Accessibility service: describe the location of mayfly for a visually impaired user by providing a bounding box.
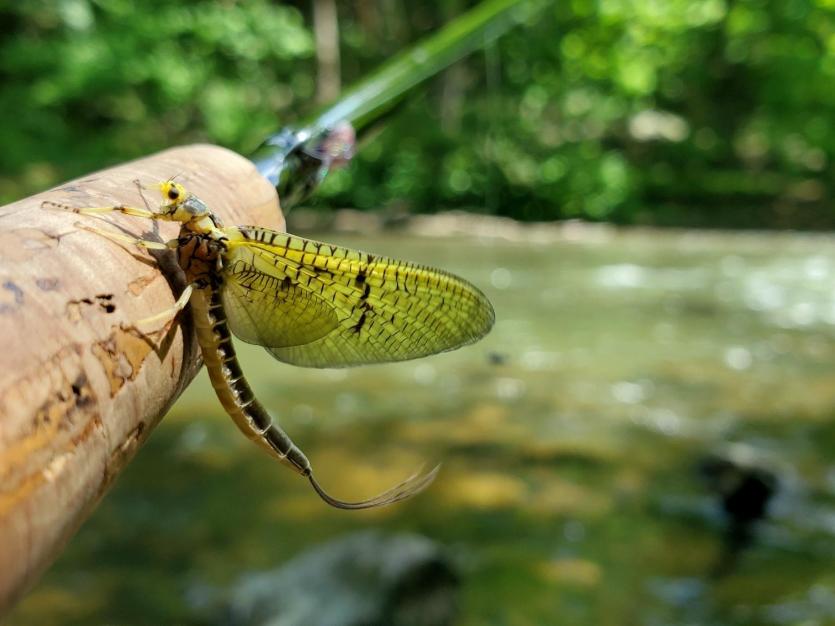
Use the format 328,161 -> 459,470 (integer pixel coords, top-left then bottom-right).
45,181 -> 494,509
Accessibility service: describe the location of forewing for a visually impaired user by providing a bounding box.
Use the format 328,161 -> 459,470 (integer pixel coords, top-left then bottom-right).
220,227 -> 495,368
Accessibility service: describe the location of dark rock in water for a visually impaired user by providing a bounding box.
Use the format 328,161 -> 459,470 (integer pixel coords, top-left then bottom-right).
698,451 -> 777,525
697,445 -> 779,576
487,351 -> 509,366
213,531 -> 458,626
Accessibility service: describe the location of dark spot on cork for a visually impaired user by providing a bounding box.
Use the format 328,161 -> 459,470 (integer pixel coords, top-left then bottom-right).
70,373 -> 94,408
37,278 -> 60,291
96,294 -> 116,313
0,280 -> 24,313
96,293 -> 116,313
66,293 -> 116,320
4,281 -> 23,302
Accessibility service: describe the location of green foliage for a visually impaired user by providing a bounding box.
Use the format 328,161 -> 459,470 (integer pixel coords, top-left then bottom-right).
319,0 -> 835,227
2,0 -> 835,227
0,0 -> 314,199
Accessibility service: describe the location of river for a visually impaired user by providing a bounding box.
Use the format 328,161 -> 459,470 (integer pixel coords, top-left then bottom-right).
9,219 -> 835,625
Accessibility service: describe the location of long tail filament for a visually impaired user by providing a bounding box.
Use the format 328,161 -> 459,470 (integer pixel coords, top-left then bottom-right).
307,464 -> 440,510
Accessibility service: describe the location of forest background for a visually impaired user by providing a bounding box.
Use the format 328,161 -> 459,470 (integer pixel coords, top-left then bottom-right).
2,0 -> 833,229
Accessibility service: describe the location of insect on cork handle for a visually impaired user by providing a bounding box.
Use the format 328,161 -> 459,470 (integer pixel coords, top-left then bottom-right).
0,144 -> 282,614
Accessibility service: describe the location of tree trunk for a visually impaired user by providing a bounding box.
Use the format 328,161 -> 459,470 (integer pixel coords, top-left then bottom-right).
0,144 -> 284,614
314,0 -> 342,103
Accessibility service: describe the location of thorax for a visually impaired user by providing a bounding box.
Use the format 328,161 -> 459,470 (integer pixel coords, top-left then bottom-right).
176,221 -> 227,287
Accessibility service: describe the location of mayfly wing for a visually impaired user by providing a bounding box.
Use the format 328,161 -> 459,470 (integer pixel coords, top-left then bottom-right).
218,227 -> 495,368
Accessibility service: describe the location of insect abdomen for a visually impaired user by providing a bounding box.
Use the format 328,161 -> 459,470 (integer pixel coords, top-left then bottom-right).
190,283 -> 311,475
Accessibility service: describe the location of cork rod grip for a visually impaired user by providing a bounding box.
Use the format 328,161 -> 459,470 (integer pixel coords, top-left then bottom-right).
0,144 -> 284,613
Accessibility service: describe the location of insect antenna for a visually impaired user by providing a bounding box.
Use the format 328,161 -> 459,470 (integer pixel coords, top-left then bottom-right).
307,464 -> 440,510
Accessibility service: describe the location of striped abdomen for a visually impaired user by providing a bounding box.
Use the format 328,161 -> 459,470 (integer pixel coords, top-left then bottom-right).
189,281 -> 311,475
188,272 -> 440,510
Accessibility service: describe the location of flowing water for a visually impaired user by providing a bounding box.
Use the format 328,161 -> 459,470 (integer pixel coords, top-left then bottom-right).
9,220 -> 835,625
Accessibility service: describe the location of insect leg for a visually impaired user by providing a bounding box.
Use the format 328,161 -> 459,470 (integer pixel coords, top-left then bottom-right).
120,284 -> 194,344
41,200 -> 163,221
132,283 -> 194,330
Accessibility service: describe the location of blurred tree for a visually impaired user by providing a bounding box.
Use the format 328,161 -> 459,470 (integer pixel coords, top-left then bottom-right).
313,0 -> 341,103
0,0 -> 314,199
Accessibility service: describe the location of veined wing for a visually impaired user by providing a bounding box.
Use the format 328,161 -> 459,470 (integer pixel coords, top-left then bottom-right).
219,226 -> 495,368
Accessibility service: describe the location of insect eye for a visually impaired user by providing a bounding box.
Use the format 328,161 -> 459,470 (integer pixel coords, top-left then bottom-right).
167,187 -> 180,200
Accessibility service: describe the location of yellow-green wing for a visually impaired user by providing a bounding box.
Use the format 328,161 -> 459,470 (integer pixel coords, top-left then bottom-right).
219,226 -> 495,368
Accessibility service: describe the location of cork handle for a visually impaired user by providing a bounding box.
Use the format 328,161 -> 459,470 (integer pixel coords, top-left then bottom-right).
0,144 -> 284,613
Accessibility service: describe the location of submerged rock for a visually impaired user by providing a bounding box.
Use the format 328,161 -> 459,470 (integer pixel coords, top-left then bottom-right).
697,443 -> 779,575
698,444 -> 778,528
209,531 -> 459,626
